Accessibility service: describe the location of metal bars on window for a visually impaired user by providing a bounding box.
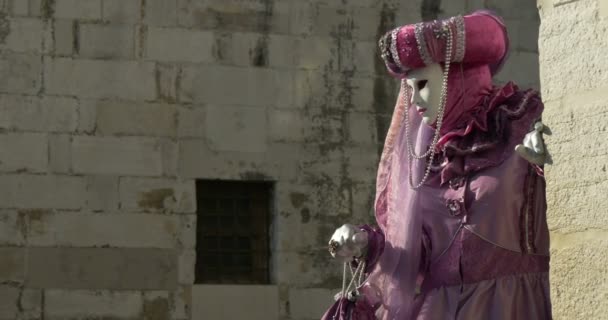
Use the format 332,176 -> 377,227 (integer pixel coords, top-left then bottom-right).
195,180 -> 272,284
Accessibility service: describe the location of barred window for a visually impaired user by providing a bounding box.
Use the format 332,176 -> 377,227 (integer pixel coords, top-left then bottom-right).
195,180 -> 273,284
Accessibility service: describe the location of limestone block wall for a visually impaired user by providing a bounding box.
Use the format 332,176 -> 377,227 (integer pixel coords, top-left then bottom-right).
538,0 -> 608,318
0,0 -> 541,319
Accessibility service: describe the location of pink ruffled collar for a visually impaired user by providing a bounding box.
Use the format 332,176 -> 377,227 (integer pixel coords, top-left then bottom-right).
428,82 -> 543,186
437,82 -> 518,150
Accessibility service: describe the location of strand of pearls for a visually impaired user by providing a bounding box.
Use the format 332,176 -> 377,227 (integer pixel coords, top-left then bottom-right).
404,23 -> 454,189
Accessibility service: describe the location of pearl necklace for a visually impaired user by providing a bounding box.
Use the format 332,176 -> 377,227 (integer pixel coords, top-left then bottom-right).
404,23 -> 454,189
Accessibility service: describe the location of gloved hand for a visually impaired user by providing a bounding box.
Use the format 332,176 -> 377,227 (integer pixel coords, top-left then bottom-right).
515,121 -> 553,165
328,224 -> 369,264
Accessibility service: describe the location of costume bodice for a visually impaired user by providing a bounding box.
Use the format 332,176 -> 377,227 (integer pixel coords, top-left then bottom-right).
419,149 -> 549,263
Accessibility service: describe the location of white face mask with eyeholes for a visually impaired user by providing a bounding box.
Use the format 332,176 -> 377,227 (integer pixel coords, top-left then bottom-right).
405,63 -> 444,125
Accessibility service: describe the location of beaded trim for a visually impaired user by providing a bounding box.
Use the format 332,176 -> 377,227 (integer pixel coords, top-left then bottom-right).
414,23 -> 433,65
390,27 -> 405,71
452,15 -> 466,62
520,165 -> 538,254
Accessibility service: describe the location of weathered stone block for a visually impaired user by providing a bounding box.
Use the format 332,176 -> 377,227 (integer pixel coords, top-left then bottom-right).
0,133 -> 47,173
27,248 -> 177,289
95,101 -> 177,137
28,0 -> 43,17
348,112 -> 377,145
0,174 -> 85,209
160,138 -> 178,177
354,40 -> 377,75
52,19 -> 74,56
546,169 -> 608,233
176,0 -> 290,34
275,209 -> 323,252
231,32 -> 295,68
517,20 -> 540,52
276,251 -> 340,287
178,250 -> 195,285
484,0 -> 540,20
0,18 -> 43,53
289,288 -> 335,319
0,286 -> 41,319
206,105 -> 268,152
345,145 -> 380,183
145,0 -> 178,26
550,237 -> 608,320
79,24 -> 135,58
192,285 -> 279,320
0,95 -> 78,132
85,175 -> 119,211
76,99 -> 97,134
0,210 -> 25,245
291,4 -> 379,40
438,0 -> 467,18
146,27 -> 213,62
0,286 -> 20,319
539,0 -> 606,102
494,51 -> 539,89
0,248 -> 24,282
269,109 -> 305,142
118,177 -> 196,213
179,65 -> 293,107
143,291 -> 170,320
102,0 -> 140,23
44,58 -> 156,100
293,36 -> 333,70
49,134 -> 71,173
10,0 -> 29,15
156,63 -> 179,102
177,214 -> 196,249
601,0 -> 608,17
170,286 -> 191,320
266,34 -> 297,68
177,106 -> 205,138
178,140 -> 297,181
72,136 -> 163,176
25,212 -> 181,248
41,96 -> 79,132
0,53 -> 41,94
293,70 -> 375,111
44,289 -> 143,318
54,0 -> 102,19
543,95 -> 608,232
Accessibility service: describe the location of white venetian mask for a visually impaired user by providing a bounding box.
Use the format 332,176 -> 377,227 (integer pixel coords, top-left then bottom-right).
405,63 -> 444,125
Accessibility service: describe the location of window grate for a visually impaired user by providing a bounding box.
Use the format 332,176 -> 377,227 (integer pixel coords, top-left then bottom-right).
195,180 -> 272,284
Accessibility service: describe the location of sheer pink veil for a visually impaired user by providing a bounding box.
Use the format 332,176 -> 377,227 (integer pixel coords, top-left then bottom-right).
364,86 -> 434,319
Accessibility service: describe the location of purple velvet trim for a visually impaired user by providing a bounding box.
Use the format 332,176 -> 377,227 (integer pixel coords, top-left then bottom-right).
421,228 -> 550,292
355,225 -> 385,274
520,165 -> 539,253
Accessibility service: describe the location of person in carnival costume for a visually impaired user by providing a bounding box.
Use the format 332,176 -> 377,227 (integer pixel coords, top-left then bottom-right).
322,10 -> 552,320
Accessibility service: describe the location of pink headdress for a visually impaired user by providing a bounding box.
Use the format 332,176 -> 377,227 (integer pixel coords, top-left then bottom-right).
379,11 -> 508,77
380,11 -> 509,141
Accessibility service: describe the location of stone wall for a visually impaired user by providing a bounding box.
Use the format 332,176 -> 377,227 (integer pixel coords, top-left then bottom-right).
538,0 -> 608,319
0,0 -> 541,319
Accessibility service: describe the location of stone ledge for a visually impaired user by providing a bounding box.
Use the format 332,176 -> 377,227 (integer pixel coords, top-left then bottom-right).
26,247 -> 177,290
192,285 -> 279,320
